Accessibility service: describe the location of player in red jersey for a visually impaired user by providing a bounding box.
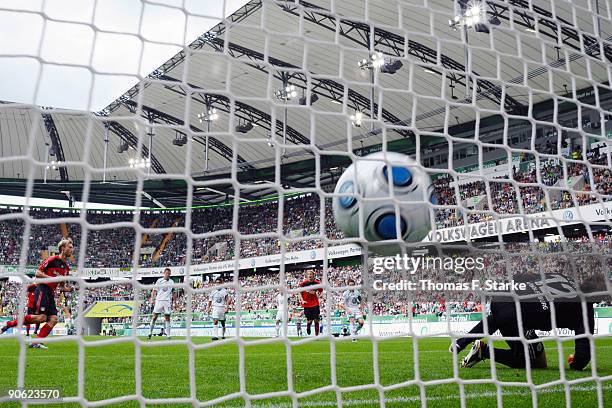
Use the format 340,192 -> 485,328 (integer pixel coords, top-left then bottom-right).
298,270 -> 323,336
1,238 -> 74,349
25,284 -> 39,336
1,284 -> 39,336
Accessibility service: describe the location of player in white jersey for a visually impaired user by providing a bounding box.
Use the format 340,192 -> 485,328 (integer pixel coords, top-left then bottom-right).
207,278 -> 231,341
148,268 -> 175,340
275,291 -> 291,337
341,278 -> 365,341
293,311 -> 303,337
61,294 -> 74,335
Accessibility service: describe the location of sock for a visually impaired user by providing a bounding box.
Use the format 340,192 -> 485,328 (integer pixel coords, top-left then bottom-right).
482,344 -> 490,359
221,321 -> 226,338
213,323 -> 218,338
276,322 -> 280,336
165,320 -> 170,337
26,324 -> 30,336
490,347 -> 527,368
456,317 -> 498,352
306,321 -> 312,335
356,322 -> 364,333
37,323 -> 52,339
149,319 -> 155,336
349,322 -> 355,336
314,322 -> 320,336
6,315 -> 35,329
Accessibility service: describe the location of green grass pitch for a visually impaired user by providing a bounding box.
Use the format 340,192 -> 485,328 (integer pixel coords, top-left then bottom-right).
0,336 -> 610,407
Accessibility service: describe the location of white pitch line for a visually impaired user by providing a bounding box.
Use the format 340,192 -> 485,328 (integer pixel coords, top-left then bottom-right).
232,383 -> 611,408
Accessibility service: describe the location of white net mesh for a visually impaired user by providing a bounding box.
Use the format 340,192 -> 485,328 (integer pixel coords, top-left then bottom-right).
0,0 -> 611,406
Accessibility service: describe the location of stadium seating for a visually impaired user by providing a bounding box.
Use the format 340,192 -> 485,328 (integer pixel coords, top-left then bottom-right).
1,235 -> 609,324
0,154 -> 609,271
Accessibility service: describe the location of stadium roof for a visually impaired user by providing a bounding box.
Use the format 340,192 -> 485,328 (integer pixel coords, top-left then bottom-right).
0,0 -> 610,207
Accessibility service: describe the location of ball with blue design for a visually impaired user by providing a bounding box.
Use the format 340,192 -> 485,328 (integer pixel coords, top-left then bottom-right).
332,152 -> 435,245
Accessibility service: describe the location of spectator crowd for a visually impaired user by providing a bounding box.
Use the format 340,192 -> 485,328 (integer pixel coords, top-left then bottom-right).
2,235 -> 609,325
0,149 -> 610,270
0,147 -> 610,324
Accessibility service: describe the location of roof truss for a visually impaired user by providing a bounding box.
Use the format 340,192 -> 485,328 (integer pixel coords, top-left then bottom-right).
41,112 -> 69,181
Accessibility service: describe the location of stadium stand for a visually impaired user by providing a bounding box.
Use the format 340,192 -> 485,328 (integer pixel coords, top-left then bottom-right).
0,153 -> 610,269
2,234 -> 609,324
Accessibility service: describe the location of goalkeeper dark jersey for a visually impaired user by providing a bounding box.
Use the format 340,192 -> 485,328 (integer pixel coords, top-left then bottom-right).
491,273 -> 595,370
464,273 -> 596,370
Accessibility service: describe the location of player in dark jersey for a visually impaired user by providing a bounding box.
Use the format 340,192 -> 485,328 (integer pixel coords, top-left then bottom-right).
0,284 -> 39,336
1,238 -> 74,349
25,284 -> 39,336
298,270 -> 323,336
450,273 -> 603,371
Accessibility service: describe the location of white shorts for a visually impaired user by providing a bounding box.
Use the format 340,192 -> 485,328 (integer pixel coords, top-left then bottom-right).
347,308 -> 363,320
276,309 -> 287,322
153,300 -> 172,315
211,306 -> 226,321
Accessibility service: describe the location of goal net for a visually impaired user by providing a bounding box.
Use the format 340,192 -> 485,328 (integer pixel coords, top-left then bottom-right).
0,0 -> 611,407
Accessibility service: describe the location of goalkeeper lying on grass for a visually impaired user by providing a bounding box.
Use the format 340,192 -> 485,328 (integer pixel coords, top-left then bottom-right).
450,273 -> 607,371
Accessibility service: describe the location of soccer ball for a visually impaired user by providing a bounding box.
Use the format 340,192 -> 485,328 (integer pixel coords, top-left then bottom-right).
332,151 -> 434,244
